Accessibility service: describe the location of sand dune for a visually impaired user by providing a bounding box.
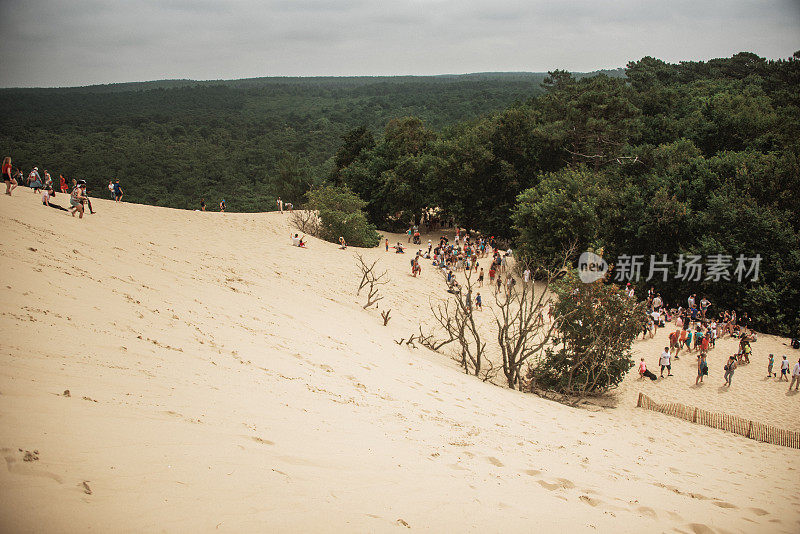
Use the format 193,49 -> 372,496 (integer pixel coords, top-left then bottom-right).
1,192 -> 798,533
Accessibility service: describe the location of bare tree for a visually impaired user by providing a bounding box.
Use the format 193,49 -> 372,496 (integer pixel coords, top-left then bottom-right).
428,267 -> 494,380
355,254 -> 388,309
290,209 -> 320,236
381,309 -> 391,326
492,251 -> 572,390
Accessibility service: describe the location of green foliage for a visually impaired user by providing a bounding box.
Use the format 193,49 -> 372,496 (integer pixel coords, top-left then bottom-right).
511,167 -> 606,266
530,270 -> 645,397
0,75 -> 544,212
305,185 -> 381,248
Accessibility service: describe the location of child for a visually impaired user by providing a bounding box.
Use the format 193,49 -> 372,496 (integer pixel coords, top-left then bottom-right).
475,292 -> 482,310
639,358 -> 657,381
767,354 -> 776,378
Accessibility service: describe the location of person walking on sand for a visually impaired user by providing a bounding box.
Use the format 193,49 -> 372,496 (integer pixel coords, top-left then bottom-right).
780,355 -> 790,381
385,238 -> 389,252
113,180 -> 123,202
475,292 -> 482,310
3,157 -> 18,195
277,197 -> 283,213
477,267 -> 484,287
69,181 -> 86,218
723,355 -> 737,386
659,347 -> 672,377
108,180 -> 115,199
696,353 -> 708,385
669,329 -> 680,359
200,198 -> 206,211
639,358 -> 657,380
767,354 -> 776,378
219,199 -> 226,212
59,174 -> 67,193
790,359 -> 800,391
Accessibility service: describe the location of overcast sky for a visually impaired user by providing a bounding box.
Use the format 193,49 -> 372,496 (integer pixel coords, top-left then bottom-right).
0,0 -> 797,87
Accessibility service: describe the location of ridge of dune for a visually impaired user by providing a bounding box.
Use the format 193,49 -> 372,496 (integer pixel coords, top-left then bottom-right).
0,193 -> 798,533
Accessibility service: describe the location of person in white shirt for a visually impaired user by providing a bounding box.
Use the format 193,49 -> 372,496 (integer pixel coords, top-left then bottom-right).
652,295 -> 662,310
659,347 -> 672,377
780,355 -> 790,381
290,233 -> 305,247
523,268 -> 531,285
790,359 -> 800,391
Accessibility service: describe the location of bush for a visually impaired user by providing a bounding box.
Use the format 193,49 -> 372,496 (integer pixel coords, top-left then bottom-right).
304,185 -> 381,248
529,269 -> 645,399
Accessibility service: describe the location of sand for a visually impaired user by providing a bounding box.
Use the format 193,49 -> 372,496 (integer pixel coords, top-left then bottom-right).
0,191 -> 798,533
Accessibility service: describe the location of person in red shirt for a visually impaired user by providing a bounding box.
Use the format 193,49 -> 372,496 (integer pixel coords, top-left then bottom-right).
59,174 -> 67,193
669,329 -> 681,359
2,156 -> 18,196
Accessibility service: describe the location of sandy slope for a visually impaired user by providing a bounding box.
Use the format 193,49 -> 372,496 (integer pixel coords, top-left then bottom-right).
0,192 -> 798,533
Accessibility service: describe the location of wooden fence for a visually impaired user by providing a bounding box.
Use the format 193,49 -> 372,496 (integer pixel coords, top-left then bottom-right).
636,392 -> 800,449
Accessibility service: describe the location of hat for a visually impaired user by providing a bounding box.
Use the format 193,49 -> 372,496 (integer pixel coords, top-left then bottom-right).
33,167 -> 38,170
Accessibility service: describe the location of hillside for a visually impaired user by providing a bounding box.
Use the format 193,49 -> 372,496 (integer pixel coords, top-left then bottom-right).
0,192 -> 798,532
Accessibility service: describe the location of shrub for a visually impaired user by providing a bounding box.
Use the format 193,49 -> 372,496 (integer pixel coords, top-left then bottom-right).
529,269 -> 645,400
304,185 -> 381,248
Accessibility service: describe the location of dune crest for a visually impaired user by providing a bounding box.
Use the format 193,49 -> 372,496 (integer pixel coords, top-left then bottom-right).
1,194 -> 798,532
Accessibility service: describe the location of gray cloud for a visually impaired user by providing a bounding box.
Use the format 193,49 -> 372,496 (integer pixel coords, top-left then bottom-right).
0,0 -> 797,87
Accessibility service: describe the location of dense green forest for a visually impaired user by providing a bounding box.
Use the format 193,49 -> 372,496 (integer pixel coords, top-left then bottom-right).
2,53 -> 799,334
0,70 -> 620,211
332,52 -> 800,336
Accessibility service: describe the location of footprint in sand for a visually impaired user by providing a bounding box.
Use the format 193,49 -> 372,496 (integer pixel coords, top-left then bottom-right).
524,469 -> 542,476
4,454 -> 62,483
536,478 -> 575,491
748,507 -> 769,516
686,523 -> 715,534
637,506 -> 657,519
711,500 -> 737,509
579,495 -> 601,507
486,457 -> 504,467
250,436 -> 275,445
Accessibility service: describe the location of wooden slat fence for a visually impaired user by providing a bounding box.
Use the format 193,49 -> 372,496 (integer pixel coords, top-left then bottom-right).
636,392 -> 799,449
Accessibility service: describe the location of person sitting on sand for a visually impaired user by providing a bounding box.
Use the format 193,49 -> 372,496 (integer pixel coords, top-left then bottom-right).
41,187 -> 53,207
339,237 -> 347,249
395,242 -> 405,254
291,233 -> 306,247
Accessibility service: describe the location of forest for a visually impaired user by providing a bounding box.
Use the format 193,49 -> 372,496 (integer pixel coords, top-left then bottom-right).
332,51 -> 800,336
1,72 -> 621,211
1,52 -> 798,335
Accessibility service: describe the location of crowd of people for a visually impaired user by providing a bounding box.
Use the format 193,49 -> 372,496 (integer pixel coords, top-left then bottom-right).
2,155 -> 126,219
397,226 -> 521,299
388,223 -> 800,391
635,288 -> 800,390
